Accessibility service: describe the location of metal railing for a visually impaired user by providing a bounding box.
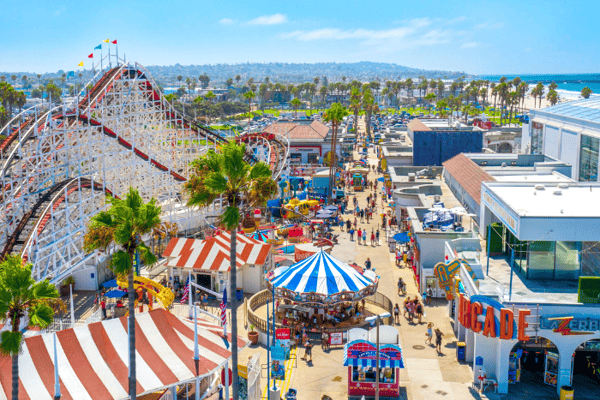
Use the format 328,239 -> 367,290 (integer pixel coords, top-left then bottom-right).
247,289 -> 394,335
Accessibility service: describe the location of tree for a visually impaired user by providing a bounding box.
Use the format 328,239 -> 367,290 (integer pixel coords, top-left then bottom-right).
45,83 -> 62,104
199,73 -> 210,89
319,85 -> 328,105
436,99 -> 448,117
323,103 -> 348,204
235,75 -> 241,85
291,98 -> 302,117
84,188 -> 163,399
547,89 -> 559,106
0,254 -> 59,400
243,90 -> 255,125
349,87 -> 362,130
361,87 -> 375,136
581,86 -> 593,99
184,141 -> 277,400
226,78 -> 234,87
424,93 -> 436,114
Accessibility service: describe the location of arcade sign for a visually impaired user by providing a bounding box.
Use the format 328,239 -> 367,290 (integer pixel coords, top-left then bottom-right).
458,294 -> 530,341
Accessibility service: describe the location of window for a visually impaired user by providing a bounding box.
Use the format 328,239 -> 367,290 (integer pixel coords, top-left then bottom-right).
351,367 -> 396,384
531,122 -> 544,154
290,153 -> 302,164
579,134 -> 599,182
307,153 -> 319,164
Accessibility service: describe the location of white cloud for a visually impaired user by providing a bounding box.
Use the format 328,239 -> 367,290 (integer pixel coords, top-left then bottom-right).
282,26 -> 415,41
461,42 -> 479,48
219,18 -> 235,25
447,16 -> 467,24
247,14 -> 288,26
475,21 -> 503,29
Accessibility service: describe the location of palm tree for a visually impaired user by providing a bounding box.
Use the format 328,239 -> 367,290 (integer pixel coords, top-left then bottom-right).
184,141 -> 277,400
83,187 -> 162,399
424,93 -> 436,114
0,254 -> 59,400
323,103 -> 348,204
547,89 -> 559,106
243,90 -> 255,126
581,86 -> 593,99
291,98 -> 302,117
436,99 -> 448,117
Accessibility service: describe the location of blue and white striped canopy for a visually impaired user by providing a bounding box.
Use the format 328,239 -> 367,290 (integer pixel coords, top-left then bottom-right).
271,250 -> 373,295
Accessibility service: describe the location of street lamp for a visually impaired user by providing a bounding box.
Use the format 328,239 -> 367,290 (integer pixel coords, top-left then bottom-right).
365,312 -> 391,400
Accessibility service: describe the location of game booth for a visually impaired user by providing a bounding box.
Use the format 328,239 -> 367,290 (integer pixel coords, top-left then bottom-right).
344,326 -> 404,398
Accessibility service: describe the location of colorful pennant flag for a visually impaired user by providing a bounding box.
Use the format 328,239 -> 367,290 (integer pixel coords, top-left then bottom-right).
78,62 -> 84,67
103,39 -> 110,43
94,44 -> 101,50
112,39 -> 117,44
88,53 -> 93,58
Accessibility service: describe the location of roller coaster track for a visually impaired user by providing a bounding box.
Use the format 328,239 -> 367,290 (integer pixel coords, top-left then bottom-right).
0,177 -> 112,260
0,61 -> 289,283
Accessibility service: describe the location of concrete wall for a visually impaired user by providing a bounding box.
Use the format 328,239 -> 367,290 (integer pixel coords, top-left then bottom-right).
70,266 -> 99,291
443,168 -> 481,223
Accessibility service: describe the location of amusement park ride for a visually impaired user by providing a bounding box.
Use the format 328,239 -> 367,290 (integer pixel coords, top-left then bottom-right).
0,55 -> 289,284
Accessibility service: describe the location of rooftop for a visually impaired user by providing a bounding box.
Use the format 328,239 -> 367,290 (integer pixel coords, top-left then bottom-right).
484,181 -> 600,218
407,119 -> 432,132
264,120 -> 330,140
443,154 -> 496,205
533,97 -> 600,123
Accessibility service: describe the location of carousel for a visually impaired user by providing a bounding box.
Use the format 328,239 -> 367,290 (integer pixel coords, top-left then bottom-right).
268,250 -> 379,329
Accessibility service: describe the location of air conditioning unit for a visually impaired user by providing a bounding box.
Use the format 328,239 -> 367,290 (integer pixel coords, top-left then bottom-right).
408,173 -> 416,182
480,161 -> 488,166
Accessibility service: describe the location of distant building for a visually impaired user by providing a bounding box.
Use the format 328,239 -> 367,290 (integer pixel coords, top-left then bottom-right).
530,98 -> 600,182
407,119 -> 483,166
264,119 -> 333,164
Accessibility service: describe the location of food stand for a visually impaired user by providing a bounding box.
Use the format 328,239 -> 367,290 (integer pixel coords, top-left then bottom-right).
344,326 -> 404,398
353,173 -> 365,191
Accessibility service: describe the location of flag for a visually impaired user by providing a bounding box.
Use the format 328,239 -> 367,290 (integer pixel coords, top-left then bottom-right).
220,289 -> 227,326
88,53 -> 93,58
77,62 -> 84,67
104,39 -> 110,43
94,44 -> 101,50
112,39 -> 117,44
180,276 -> 190,303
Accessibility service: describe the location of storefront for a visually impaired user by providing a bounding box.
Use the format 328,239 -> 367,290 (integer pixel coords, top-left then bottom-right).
455,292 -> 600,396
290,146 -> 321,164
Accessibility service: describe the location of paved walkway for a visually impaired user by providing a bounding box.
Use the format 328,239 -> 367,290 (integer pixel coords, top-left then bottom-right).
236,116 -> 492,400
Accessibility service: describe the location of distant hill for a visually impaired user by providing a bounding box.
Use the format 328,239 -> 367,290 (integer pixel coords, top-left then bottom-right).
145,61 -> 467,85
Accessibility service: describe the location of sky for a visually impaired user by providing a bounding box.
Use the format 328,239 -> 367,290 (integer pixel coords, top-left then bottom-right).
0,0 -> 598,75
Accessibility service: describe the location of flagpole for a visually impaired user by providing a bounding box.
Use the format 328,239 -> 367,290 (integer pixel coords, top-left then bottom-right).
100,47 -> 103,71
116,44 -> 119,65
54,333 -> 61,399
108,45 -> 112,69
193,305 -> 199,361
69,284 -> 75,327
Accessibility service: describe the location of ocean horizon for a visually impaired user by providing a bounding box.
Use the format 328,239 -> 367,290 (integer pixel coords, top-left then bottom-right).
479,73 -> 600,94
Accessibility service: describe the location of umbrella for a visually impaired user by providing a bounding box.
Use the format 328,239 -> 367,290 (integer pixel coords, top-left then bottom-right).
392,232 -> 411,243
323,205 -> 338,211
428,207 -> 449,212
102,279 -> 118,288
377,177 -> 385,182
104,289 -> 126,298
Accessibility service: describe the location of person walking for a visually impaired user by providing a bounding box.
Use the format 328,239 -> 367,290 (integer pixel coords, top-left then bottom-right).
407,300 -> 414,323
370,231 -> 375,246
349,228 -> 355,241
100,298 -> 107,319
301,338 -> 313,362
435,328 -> 444,353
375,230 -> 380,245
426,286 -> 433,305
426,323 -> 434,345
362,229 -> 367,245
321,330 -> 330,351
394,303 -> 400,324
397,278 -> 404,296
353,217 -> 358,229
357,228 -> 362,245
365,257 -> 372,270
415,300 -> 423,324
403,296 -> 411,318
360,208 -> 364,222
346,219 -> 352,231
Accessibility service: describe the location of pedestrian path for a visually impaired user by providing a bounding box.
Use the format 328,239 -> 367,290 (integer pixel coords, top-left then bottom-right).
261,346 -> 297,399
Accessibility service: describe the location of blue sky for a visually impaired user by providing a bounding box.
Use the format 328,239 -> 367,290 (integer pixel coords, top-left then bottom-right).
0,0 -> 598,75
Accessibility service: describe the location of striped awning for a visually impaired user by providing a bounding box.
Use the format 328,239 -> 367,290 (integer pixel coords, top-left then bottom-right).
163,231 -> 271,272
271,250 -> 373,295
343,340 -> 404,369
0,309 -> 247,400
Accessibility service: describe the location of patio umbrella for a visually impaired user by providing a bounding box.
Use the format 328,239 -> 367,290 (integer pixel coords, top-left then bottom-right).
392,232 -> 411,243
323,205 -> 338,211
377,177 -> 385,182
102,279 -> 118,288
104,289 -> 126,298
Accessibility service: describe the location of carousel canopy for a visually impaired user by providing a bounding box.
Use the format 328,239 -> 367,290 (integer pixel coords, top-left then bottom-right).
247,230 -> 269,243
271,250 -> 373,295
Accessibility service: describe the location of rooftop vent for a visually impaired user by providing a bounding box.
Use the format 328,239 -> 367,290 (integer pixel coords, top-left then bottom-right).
553,190 -> 562,195
511,160 -> 517,166
557,183 -> 569,189
534,184 -> 545,191
408,173 -> 416,182
480,161 -> 488,166
501,162 -> 507,168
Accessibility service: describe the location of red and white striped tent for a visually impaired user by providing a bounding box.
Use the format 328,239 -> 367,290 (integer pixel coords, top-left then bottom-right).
163,231 -> 271,272
0,309 -> 247,400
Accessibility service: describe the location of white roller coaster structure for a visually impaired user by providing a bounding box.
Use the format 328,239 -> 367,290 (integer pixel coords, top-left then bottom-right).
0,58 -> 289,284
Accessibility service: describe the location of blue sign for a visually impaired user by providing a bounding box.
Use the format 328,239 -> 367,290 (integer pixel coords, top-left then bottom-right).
476,356 -> 483,366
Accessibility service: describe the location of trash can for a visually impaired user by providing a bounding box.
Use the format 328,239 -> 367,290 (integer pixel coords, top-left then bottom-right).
559,386 -> 574,400
236,288 -> 243,302
456,342 -> 466,361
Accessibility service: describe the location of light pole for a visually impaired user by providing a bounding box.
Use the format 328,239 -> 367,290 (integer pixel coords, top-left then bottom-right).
365,312 -> 391,400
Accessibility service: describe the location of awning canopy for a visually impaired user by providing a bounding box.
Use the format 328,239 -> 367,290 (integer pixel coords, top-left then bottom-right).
163,231 -> 271,272
343,340 -> 404,368
0,309 -> 247,400
271,250 -> 373,295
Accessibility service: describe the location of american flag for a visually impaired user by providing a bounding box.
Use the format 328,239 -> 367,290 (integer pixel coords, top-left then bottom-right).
220,289 -> 227,326
181,276 -> 190,303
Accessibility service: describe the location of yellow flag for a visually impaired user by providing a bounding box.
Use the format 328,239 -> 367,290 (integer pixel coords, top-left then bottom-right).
78,61 -> 84,67
104,39 -> 110,43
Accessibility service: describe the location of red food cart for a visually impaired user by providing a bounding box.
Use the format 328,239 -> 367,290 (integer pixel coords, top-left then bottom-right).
344,339 -> 404,398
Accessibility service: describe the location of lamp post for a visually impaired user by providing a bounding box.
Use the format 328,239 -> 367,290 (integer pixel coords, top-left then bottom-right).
365,312 -> 391,400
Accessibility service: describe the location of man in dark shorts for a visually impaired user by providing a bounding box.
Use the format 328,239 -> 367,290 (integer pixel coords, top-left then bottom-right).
301,338 -> 313,362
435,328 -> 444,353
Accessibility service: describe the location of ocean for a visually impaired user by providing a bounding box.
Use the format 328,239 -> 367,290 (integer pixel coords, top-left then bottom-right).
479,74 -> 600,95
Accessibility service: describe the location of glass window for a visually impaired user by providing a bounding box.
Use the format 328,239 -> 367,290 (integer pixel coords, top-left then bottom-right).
555,241 -> 581,280
290,153 -> 302,164
307,153 -> 319,164
531,122 -> 544,155
579,135 -> 599,182
527,241 -> 555,279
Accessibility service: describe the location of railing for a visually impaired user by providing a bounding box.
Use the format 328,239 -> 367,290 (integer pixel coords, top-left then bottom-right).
247,289 -> 394,335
